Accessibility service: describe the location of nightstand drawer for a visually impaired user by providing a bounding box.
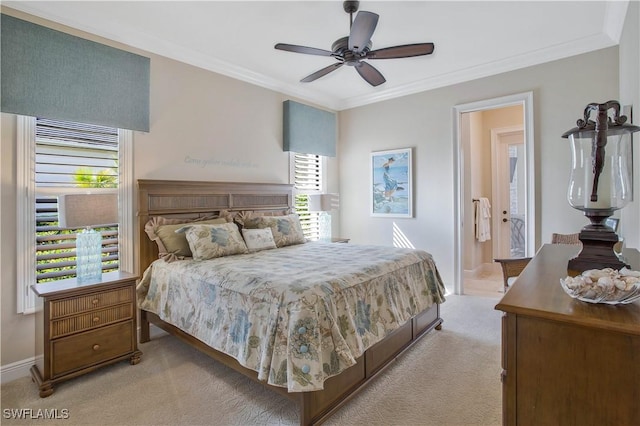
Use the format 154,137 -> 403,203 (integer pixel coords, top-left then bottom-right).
51,321 -> 133,377
50,286 -> 133,319
50,304 -> 133,338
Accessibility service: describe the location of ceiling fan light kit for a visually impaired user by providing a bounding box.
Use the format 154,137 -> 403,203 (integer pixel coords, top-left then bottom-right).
274,1 -> 435,87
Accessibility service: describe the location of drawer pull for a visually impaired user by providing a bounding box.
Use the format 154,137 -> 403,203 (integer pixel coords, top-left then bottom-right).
92,316 -> 100,323
92,344 -> 100,351
92,299 -> 99,305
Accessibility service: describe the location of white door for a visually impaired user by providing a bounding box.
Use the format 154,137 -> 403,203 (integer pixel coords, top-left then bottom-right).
492,127 -> 525,259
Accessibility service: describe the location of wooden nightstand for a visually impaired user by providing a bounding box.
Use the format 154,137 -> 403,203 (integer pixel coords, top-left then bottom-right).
31,271 -> 142,397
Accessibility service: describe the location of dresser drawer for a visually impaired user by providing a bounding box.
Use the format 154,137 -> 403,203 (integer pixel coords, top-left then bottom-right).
50,286 -> 133,319
50,304 -> 133,338
51,321 -> 133,377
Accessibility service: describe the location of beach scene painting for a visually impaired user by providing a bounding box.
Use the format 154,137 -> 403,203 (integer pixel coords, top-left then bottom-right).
370,148 -> 413,217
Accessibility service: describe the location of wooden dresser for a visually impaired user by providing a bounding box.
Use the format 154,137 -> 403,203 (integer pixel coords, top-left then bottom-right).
31,271 -> 142,397
495,244 -> 640,426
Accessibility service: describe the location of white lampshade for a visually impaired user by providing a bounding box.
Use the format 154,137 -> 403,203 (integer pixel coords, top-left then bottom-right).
307,193 -> 339,241
307,193 -> 339,212
58,193 -> 118,228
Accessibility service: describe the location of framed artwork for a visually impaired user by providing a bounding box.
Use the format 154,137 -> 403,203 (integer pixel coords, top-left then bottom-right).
370,148 -> 413,217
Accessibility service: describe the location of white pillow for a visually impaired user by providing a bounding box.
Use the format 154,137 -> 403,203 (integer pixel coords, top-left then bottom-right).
241,228 -> 277,252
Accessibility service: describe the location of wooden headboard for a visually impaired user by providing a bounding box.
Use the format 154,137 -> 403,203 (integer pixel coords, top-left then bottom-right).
137,179 -> 294,274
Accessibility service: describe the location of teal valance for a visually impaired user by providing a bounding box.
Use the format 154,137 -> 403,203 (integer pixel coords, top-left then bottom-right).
1,14 -> 150,132
283,100 -> 336,157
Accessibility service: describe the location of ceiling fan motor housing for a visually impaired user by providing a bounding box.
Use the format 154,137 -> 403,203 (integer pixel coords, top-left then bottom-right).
332,36 -> 371,65
343,1 -> 360,14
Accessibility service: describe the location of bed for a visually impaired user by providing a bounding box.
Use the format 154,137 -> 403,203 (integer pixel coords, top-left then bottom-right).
136,179 -> 445,425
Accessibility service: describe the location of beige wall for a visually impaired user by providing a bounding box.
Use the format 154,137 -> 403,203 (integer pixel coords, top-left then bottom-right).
463,110 -> 488,269
338,46 -> 620,291
0,8 -> 339,368
0,114 -> 34,367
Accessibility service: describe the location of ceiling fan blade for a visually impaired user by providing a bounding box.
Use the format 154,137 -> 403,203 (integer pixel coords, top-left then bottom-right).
355,61 -> 386,87
349,11 -> 379,53
301,63 -> 344,83
367,43 -> 435,59
275,43 -> 333,57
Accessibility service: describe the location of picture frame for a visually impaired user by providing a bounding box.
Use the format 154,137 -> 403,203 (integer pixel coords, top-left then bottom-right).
370,148 -> 413,217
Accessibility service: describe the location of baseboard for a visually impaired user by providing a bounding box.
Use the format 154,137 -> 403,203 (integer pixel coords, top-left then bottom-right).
1,355 -> 40,384
1,324 -> 167,384
464,262 -> 500,277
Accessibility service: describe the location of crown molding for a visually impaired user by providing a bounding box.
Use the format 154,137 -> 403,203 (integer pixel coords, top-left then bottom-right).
336,30 -> 618,110
603,0 -> 630,43
4,1 -> 627,112
2,3 -> 341,110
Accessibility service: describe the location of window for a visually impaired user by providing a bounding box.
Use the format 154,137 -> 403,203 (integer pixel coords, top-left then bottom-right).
36,119 -> 119,281
291,152 -> 324,240
17,116 -> 134,314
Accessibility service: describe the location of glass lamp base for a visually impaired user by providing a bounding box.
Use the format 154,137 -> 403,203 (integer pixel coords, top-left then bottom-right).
318,212 -> 332,241
76,229 -> 102,283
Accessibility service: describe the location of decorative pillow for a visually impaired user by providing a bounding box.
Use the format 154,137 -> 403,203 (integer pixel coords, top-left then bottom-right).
243,214 -> 306,248
241,228 -> 277,252
221,209 -> 291,227
144,216 -> 228,261
181,223 -> 249,260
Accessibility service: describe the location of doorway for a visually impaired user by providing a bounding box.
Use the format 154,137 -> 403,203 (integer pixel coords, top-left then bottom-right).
453,92 -> 535,295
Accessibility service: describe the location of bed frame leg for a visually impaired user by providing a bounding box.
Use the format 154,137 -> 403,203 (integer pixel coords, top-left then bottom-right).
139,309 -> 151,343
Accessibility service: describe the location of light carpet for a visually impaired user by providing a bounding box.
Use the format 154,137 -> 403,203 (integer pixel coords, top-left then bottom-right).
1,294 -> 502,425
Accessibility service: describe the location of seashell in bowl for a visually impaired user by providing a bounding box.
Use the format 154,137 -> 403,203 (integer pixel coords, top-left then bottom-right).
560,268 -> 640,304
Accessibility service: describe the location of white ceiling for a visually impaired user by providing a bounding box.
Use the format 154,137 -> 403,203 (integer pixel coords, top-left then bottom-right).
5,1 -> 629,111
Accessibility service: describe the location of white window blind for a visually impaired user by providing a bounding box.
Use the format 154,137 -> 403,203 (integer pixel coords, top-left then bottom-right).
292,153 -> 323,240
35,118 -> 119,187
35,118 -> 119,282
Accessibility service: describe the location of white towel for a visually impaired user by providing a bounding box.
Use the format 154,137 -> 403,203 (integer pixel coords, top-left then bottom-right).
475,197 -> 491,242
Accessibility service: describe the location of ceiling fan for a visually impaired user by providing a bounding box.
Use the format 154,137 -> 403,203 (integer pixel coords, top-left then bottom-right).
274,1 -> 434,87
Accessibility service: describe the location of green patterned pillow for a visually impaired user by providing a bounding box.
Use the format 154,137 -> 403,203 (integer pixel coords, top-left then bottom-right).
155,218 -> 227,258
243,214 -> 306,248
180,223 -> 248,260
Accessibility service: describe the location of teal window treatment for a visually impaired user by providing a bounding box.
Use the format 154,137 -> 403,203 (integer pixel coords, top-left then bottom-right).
283,100 -> 336,157
1,14 -> 150,132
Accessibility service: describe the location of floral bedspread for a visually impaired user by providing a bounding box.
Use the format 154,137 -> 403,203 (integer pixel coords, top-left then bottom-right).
137,242 -> 446,392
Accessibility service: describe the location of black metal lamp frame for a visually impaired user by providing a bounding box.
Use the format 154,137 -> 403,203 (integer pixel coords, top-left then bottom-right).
562,101 -> 639,273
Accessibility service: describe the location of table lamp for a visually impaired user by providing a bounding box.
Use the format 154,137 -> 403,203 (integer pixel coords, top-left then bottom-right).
58,193 -> 118,283
561,100 -> 639,273
308,193 -> 340,241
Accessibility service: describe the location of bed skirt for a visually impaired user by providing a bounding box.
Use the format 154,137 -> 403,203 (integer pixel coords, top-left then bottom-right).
140,302 -> 442,425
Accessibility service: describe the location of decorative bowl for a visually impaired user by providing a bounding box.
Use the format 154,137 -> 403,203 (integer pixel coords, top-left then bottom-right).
560,268 -> 640,305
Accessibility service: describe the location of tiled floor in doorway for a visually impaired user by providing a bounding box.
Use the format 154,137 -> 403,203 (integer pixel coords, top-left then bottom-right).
463,262 -> 504,298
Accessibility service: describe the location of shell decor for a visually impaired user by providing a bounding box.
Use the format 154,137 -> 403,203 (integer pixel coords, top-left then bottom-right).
561,268 -> 640,304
